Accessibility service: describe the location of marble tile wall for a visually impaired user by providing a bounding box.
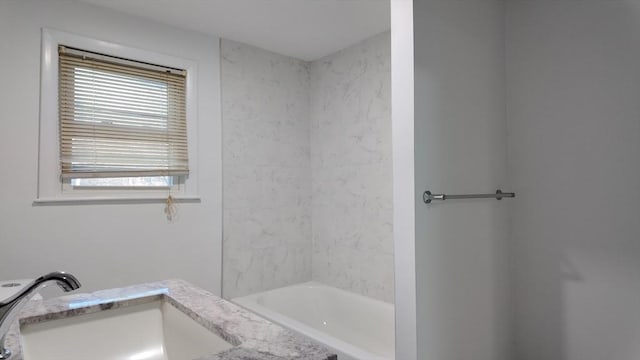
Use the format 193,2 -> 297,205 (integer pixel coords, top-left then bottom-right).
221,39 -> 312,299
221,33 -> 392,302
309,32 -> 393,302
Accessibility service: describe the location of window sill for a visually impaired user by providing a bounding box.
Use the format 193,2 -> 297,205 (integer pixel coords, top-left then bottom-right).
33,196 -> 201,206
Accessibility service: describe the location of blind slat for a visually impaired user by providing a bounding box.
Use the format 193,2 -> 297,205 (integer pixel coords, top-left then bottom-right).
59,45 -> 189,179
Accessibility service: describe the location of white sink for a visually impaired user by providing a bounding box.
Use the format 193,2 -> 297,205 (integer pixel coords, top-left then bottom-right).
20,298 -> 234,360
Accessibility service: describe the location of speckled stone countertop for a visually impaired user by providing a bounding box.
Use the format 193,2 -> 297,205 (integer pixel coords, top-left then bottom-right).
4,279 -> 336,360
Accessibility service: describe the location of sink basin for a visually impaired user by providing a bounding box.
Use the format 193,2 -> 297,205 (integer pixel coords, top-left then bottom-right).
19,298 -> 234,360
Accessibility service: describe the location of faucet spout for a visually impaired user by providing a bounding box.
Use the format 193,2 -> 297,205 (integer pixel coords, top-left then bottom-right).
0,271 -> 81,359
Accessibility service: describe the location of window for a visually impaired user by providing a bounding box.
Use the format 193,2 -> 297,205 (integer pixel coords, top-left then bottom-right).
58,46 -> 188,187
37,29 -> 200,203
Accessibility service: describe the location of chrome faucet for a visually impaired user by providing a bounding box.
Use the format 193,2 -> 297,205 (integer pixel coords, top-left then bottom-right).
0,271 -> 81,359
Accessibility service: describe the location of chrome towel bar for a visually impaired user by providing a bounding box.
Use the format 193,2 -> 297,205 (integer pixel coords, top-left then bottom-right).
423,189 -> 515,204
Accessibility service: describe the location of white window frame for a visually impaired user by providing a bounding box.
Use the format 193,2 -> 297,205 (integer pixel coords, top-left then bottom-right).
36,28 -> 200,204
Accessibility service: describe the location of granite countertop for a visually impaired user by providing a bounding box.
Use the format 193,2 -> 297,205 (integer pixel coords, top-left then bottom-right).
4,279 -> 336,360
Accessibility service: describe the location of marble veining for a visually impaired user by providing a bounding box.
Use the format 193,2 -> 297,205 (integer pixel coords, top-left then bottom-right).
221,32 -> 392,303
310,32 -> 393,303
222,39 -> 312,299
4,280 -> 334,360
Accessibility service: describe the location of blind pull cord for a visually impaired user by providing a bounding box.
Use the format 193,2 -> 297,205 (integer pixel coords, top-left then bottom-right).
164,195 -> 178,222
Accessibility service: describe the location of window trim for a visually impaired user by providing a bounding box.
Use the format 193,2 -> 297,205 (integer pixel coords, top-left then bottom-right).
37,28 -> 200,203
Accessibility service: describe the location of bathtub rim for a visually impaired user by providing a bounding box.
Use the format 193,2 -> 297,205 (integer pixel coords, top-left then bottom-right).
232,281 -> 393,360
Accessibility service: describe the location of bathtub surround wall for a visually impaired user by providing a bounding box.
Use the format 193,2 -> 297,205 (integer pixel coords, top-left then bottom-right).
222,40 -> 312,299
310,33 -> 393,302
222,34 -> 392,302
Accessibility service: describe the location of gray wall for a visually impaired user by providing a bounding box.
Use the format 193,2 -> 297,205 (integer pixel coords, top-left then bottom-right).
507,2 -> 640,360
413,1 -> 511,359
0,0 -> 223,294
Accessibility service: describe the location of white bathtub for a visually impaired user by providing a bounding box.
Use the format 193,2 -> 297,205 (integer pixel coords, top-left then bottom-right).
233,281 -> 395,360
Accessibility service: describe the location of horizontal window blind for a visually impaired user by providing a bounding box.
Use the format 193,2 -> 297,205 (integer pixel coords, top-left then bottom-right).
58,46 -> 188,179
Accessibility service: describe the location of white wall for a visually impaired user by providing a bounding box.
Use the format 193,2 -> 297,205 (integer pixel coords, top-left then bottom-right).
0,0 -> 222,294
390,1 -> 416,358
310,32 -> 393,303
221,39 -> 312,299
410,0 -> 511,359
507,2 -> 640,360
